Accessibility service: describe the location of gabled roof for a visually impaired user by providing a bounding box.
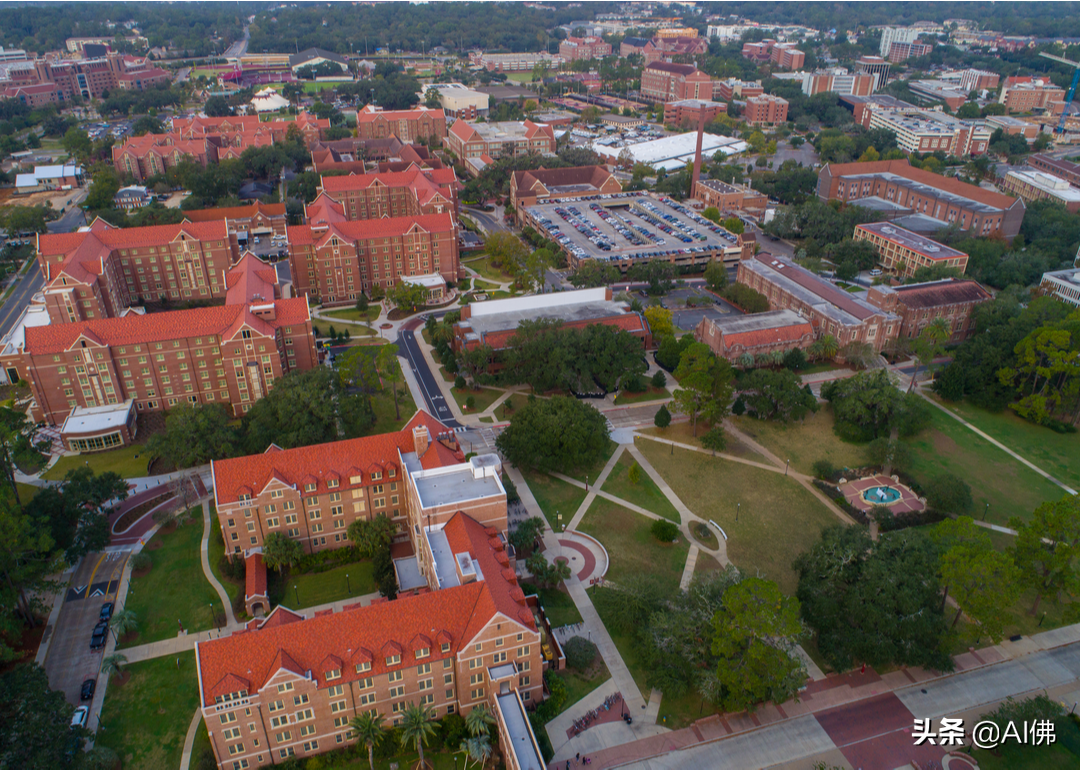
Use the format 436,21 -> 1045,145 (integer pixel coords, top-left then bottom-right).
823,159 -> 1022,211
889,278 -> 993,309
289,47 -> 348,68
196,511 -> 534,707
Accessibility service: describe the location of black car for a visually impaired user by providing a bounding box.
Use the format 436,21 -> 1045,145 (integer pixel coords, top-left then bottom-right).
99,602 -> 114,622
90,622 -> 107,651
80,678 -> 96,701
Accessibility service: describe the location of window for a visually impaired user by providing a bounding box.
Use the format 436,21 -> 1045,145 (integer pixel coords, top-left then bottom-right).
330,700 -> 348,713
299,724 -> 316,737
302,740 -> 318,752
293,694 -> 309,706
356,662 -> 372,674
492,652 -> 507,664
416,648 -> 430,660
267,700 -> 284,713
327,684 -> 344,697
518,646 -> 530,657
220,712 -> 238,725
388,670 -> 403,683
325,669 -> 341,681
296,708 -> 314,722
386,654 -> 401,666
389,685 -> 405,698
223,727 -> 242,740
277,682 -> 294,694
470,673 -> 484,685
441,642 -> 451,654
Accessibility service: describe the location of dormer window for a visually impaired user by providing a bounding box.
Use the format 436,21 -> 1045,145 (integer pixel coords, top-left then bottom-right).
327,479 -> 339,488
305,483 -> 317,492
355,661 -> 372,673
415,647 -> 429,660
325,669 -> 341,681
386,654 -> 401,666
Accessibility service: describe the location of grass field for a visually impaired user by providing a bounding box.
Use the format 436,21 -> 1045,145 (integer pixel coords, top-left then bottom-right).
520,468 -> 588,532
907,408 -> 1066,526
613,387 -> 669,406
730,409 -> 866,476
577,499 -> 689,592
588,587 -> 654,695
119,519 -> 221,648
207,511 -> 241,605
522,581 -> 583,627
97,651 -> 201,770
462,254 -> 515,282
547,660 -> 612,717
287,561 -> 377,609
637,423 -> 768,463
322,306 -> 381,325
451,384 -> 504,414
492,392 -> 531,422
43,444 -> 151,480
303,81 -> 340,92
973,717 -> 1080,769
930,396 -> 1080,493
368,385 -> 417,435
600,453 -> 681,522
637,441 -> 838,595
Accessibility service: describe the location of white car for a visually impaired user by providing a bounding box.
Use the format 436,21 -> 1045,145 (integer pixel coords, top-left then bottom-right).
71,706 -> 89,729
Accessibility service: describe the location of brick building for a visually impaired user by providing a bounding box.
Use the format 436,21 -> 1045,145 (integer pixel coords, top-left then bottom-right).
35,218 -> 242,320
854,56 -> 890,88
1027,154 -> 1080,187
195,509 -> 546,770
641,36 -> 709,65
741,40 -> 776,63
801,72 -> 878,97
318,167 -> 459,220
885,41 -> 932,63
1001,169 -> 1080,212
0,81 -> 66,108
999,77 -> 1066,115
958,69 -> 1000,92
559,36 -> 612,61
0,52 -> 168,101
839,94 -> 918,128
866,108 -> 990,156
692,179 -> 767,217
816,160 -> 1025,239
171,114 -> 329,146
866,278 -> 992,342
853,222 -> 969,278
310,138 -> 445,175
984,115 -> 1040,143
770,44 -> 805,70
112,134 -> 218,181
1039,267 -> 1080,308
183,202 -> 289,242
355,105 -> 448,144
736,253 -> 900,351
4,253 -> 316,426
639,62 -> 713,102
694,309 -> 815,361
286,195 -> 459,302
664,98 -> 727,128
744,94 -> 789,125
444,119 -> 556,163
714,78 -> 764,102
509,166 -> 622,220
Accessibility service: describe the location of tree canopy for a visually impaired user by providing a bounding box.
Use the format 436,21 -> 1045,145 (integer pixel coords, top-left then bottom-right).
821,369 -> 930,441
495,396 -> 610,474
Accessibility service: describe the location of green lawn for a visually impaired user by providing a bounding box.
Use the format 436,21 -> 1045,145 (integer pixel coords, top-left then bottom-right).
492,392 -> 531,422
451,384 -> 505,414
588,587 -> 654,695
636,441 -> 838,596
323,306 -> 381,325
565,439 -> 619,485
973,717 -> 1080,769
577,499 -> 689,592
600,453 -> 681,522
303,81 -> 340,92
638,424 -> 768,463
190,719 -> 211,770
462,254 -> 515,282
97,651 -> 201,770
368,385 -> 417,435
505,72 -> 537,83
287,561 -> 377,610
907,408 -> 1066,526
119,519 -> 221,648
207,511 -> 242,605
613,387 -> 669,406
521,581 -> 582,627
547,661 -> 611,717
472,278 -> 502,291
43,444 -> 151,480
519,468 -> 588,532
930,396 -> 1080,493
730,409 -> 866,476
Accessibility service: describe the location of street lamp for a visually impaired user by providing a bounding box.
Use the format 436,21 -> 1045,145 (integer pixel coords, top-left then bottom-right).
293,584 -> 299,606
983,501 -> 990,521
736,502 -> 740,522
785,459 -> 790,476
208,602 -> 215,629
346,572 -> 351,594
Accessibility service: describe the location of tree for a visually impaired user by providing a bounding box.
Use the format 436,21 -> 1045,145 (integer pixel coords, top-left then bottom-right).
62,127 -> 93,160
349,711 -> 387,770
562,636 -> 598,671
466,703 -> 496,738
509,516 -> 544,556
700,425 -> 727,455
423,87 -> 443,109
1010,495 -> 1080,615
651,519 -> 679,542
865,437 -> 912,474
909,317 -> 950,392
375,344 -> 404,420
0,205 -> 48,235
147,404 -> 239,469
459,735 -> 493,770
261,532 -> 304,571
808,334 -> 839,362
0,406 -> 45,505
795,526 -> 952,672
627,462 -> 642,485
25,467 -> 130,561
525,551 -> 572,587
738,368 -> 818,422
710,577 -> 805,712
386,280 -> 428,314
0,502 -> 58,651
338,346 -> 382,394
821,369 -> 929,442
85,167 -> 122,210
643,305 -> 674,339
203,95 -> 233,117
719,284 -> 769,313
0,664 -> 75,769
457,344 -> 493,388
483,231 -> 529,272
497,398 -> 611,472
398,702 -> 437,770
654,404 -> 671,430
672,343 -> 734,436
109,609 -> 138,641
704,259 -> 728,290
923,473 -> 973,515
702,206 -> 721,223
567,260 -> 619,288
347,515 -> 395,558
522,248 -> 553,292
628,260 -> 675,294
940,543 -> 1020,640
242,368 -> 374,453
100,652 -> 127,678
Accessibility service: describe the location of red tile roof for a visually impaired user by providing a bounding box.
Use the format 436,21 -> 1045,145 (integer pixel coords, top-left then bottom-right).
356,107 -> 445,123
245,553 -> 268,600
195,512 -> 533,707
889,279 -> 992,309
476,312 -> 647,351
824,159 -> 1021,210
211,410 -> 454,503
723,321 -> 814,349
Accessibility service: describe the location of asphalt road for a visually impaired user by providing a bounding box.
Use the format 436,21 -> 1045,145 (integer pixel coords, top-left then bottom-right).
395,328 -> 460,427
222,25 -> 250,60
44,551 -> 128,709
0,266 -> 44,339
463,207 -> 508,234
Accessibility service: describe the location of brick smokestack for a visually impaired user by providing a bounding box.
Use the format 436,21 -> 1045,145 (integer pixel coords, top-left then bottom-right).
690,104 -> 707,196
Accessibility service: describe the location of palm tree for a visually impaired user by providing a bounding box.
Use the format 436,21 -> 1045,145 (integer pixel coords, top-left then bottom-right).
399,702 -> 437,770
100,653 -> 127,679
466,703 -> 496,738
110,609 -> 138,640
349,711 -> 386,770
737,352 -> 754,369
459,735 -> 493,769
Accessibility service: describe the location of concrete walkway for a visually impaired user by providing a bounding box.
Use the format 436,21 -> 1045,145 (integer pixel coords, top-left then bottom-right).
919,389 -> 1077,496
179,708 -> 203,770
198,500 -> 236,627
561,446 -> 624,530
679,546 -> 699,591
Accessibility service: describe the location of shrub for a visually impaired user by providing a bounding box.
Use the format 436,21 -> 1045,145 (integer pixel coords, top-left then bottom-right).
627,462 -> 642,485
130,552 -> 152,572
651,370 -> 667,388
220,554 -> 246,581
923,473 -> 974,515
439,713 -> 468,749
654,404 -> 671,429
812,459 -> 837,480
623,373 -> 646,393
454,375 -> 466,390
502,473 -> 520,504
563,636 -> 599,671
651,519 -> 680,542
783,347 -> 808,371
732,397 -> 746,416
465,395 -> 476,410
535,670 -> 568,722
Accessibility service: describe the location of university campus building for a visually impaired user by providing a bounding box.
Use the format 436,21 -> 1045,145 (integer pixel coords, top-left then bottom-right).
852,222 -> 969,279
694,309 -> 816,362
317,167 -> 459,220
865,278 -> 992,342
355,105 -> 448,144
508,166 -> 622,221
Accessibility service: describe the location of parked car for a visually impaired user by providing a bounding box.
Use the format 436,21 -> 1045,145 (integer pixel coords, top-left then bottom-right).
99,602 -> 114,622
71,706 -> 89,729
90,622 -> 107,650
80,678 -> 96,701
870,268 -> 883,277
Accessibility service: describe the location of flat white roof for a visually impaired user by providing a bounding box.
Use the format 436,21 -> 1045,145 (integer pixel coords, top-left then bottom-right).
60,399 -> 135,435
592,132 -> 748,168
1006,169 -> 1080,201
467,287 -> 608,318
0,303 -> 51,356
401,272 -> 447,289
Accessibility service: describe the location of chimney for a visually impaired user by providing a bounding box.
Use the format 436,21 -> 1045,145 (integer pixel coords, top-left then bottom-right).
413,425 -> 430,457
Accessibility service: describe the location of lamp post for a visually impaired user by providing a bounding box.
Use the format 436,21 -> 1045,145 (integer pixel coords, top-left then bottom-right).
293,584 -> 299,606
585,474 -> 589,491
346,572 -> 351,594
208,602 -> 215,629
983,501 -> 990,521
785,459 -> 790,476
557,510 -> 563,532
736,502 -> 740,522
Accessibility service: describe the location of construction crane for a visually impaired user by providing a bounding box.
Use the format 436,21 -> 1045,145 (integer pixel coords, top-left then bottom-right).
1039,51 -> 1080,134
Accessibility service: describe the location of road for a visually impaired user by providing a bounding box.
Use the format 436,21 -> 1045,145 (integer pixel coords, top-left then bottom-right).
463,206 -> 509,234
222,25 -> 250,60
44,551 -> 129,708
395,327 -> 460,427
47,201 -> 88,235
0,266 -> 44,339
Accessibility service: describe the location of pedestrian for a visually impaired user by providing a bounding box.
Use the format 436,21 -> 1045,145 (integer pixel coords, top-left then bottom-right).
576,752 -> 581,763
566,760 -> 570,770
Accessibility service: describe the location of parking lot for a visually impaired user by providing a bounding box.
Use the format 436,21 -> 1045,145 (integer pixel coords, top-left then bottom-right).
525,192 -> 742,268
238,233 -> 288,260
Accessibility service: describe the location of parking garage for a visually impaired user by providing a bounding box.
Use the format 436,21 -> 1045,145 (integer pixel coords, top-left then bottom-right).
522,191 -> 744,272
